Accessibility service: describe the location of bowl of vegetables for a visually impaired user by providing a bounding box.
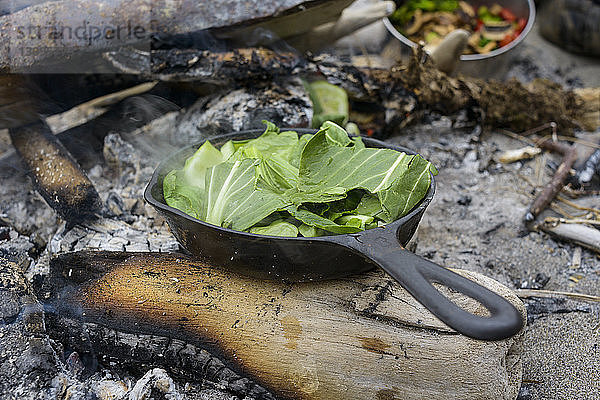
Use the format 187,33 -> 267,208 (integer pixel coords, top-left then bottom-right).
144,121 -> 524,341
384,0 -> 535,74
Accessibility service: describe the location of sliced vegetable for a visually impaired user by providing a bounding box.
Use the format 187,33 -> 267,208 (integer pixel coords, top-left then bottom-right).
256,154 -> 299,194
425,30 -> 441,43
516,18 -> 527,33
305,80 -> 349,129
286,206 -> 363,234
183,141 -> 223,190
163,170 -> 204,219
390,1 -> 526,55
335,214 -> 375,230
489,4 -> 503,16
499,32 -> 518,47
203,158 -> 287,231
377,155 -> 437,222
250,220 -> 299,237
481,21 -> 514,41
298,223 -> 322,237
500,7 -> 516,22
479,36 -> 492,47
163,121 -> 437,237
458,1 -> 475,17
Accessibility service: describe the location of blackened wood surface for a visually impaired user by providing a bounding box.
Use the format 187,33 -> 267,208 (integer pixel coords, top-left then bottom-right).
9,121 -> 102,223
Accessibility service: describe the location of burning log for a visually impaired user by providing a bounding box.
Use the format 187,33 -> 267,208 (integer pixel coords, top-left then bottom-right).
105,47 -> 308,84
45,250 -> 526,400
104,47 -> 595,135
9,121 -> 102,223
46,305 -> 276,399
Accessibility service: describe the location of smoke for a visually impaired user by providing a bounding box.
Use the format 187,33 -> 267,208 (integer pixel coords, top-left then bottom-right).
151,29 -> 227,51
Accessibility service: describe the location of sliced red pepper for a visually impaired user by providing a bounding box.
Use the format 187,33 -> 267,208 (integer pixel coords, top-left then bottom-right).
475,19 -> 484,31
516,18 -> 527,33
500,8 -> 516,22
499,32 -> 518,47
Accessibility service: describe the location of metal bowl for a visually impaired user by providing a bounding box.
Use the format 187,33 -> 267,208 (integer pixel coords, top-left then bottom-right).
383,0 -> 536,77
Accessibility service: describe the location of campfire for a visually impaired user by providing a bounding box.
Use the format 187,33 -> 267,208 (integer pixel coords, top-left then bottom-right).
1,1 -> 599,399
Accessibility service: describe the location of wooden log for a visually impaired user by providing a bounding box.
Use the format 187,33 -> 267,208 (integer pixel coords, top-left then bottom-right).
103,47 -> 595,135
47,251 -> 526,400
9,121 -> 102,223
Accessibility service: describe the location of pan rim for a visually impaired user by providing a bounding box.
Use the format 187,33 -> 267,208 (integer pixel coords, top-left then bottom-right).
144,128 -> 436,242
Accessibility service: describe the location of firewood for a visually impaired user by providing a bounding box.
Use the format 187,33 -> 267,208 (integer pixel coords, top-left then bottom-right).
103,47 -> 595,135
9,121 -> 102,223
46,250 -> 526,400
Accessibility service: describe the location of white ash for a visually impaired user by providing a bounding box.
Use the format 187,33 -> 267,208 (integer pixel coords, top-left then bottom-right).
173,79 -> 312,147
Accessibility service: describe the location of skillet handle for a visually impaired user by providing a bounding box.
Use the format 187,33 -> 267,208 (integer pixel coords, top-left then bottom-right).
340,233 -> 523,340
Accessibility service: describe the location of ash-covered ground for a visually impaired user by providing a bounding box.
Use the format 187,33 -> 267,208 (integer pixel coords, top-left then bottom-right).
2,114 -> 599,400
392,121 -> 600,400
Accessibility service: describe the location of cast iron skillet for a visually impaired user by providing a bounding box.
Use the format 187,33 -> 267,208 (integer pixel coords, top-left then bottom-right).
144,128 -> 523,341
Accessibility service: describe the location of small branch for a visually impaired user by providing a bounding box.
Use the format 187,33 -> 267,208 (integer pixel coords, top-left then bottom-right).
556,195 -> 600,216
525,140 -> 578,222
45,81 -> 158,134
516,289 -> 600,303
534,137 -> 572,156
535,220 -> 600,254
544,216 -> 600,226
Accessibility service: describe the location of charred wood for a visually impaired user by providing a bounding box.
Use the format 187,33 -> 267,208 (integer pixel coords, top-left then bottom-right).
104,47 -> 592,135
44,250 -> 525,400
104,47 -> 308,85
373,49 -> 587,133
0,256 -> 59,398
172,79 -> 312,146
44,315 -> 276,400
9,121 -> 102,223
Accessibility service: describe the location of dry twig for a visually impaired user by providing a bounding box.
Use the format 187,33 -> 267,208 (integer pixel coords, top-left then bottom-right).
526,139 -> 578,222
516,289 -> 600,303
544,217 -> 600,226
